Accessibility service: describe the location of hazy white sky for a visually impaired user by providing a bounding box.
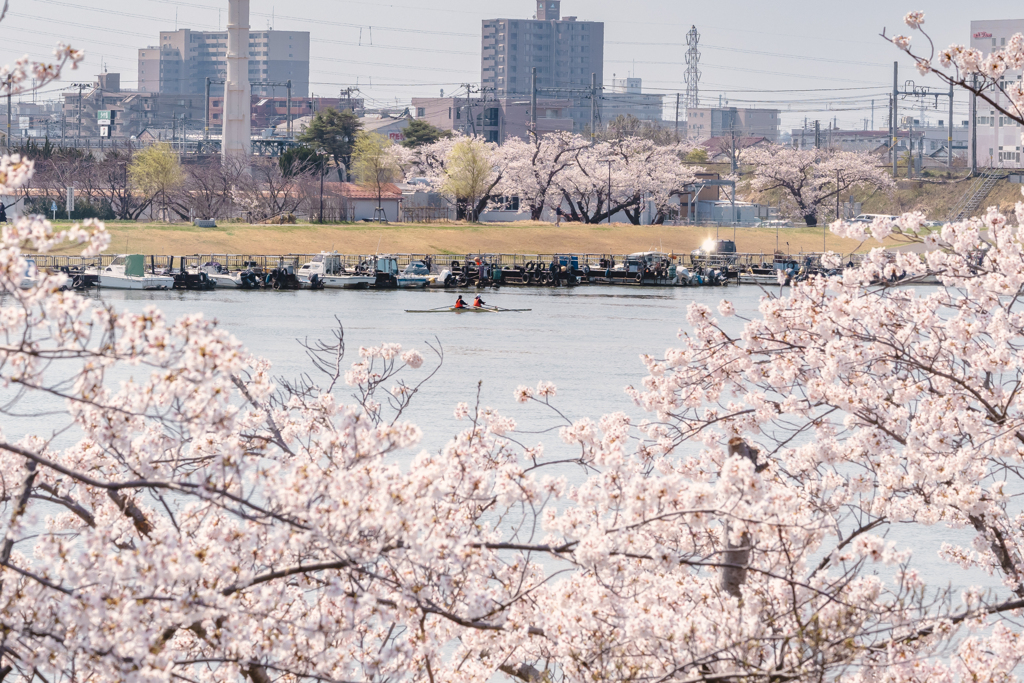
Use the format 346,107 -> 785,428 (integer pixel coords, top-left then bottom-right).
0,0 -> 1016,131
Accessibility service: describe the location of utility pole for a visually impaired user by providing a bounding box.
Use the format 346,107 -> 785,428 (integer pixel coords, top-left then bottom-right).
907,116 -> 913,178
78,84 -> 83,143
888,94 -> 893,162
606,159 -> 612,225
835,169 -> 840,226
918,120 -> 924,176
590,73 -> 598,144
892,62 -> 898,178
675,92 -> 680,140
286,79 -> 292,140
947,81 -> 953,170
814,120 -> 820,149
530,67 -> 537,136
971,74 -> 978,175
205,77 -> 211,141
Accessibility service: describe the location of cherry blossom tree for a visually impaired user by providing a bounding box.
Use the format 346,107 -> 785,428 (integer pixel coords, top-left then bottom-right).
887,11 -> 1024,126
9,134 -> 1024,681
746,144 -> 894,226
557,138 -> 701,225
496,131 -> 590,221
406,135 -> 505,220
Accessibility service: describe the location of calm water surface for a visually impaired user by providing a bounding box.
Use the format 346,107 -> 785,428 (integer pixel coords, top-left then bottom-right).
31,284 -> 994,598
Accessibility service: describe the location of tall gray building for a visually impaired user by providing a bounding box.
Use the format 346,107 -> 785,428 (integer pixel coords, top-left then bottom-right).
138,29 -> 310,98
482,1 -> 604,133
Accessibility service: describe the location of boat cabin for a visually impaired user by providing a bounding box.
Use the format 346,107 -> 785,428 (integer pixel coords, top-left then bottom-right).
298,253 -> 346,278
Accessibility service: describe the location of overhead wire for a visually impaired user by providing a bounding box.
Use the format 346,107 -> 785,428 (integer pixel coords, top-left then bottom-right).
3,0 -> 953,129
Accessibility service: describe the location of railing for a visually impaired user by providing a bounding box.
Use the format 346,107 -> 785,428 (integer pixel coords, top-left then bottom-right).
25,251 -> 870,276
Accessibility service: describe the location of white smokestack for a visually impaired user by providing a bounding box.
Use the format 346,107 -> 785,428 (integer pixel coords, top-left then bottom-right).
223,0 -> 251,162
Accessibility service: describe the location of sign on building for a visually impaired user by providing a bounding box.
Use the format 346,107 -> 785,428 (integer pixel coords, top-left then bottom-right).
18,116 -> 29,130
97,110 -> 114,121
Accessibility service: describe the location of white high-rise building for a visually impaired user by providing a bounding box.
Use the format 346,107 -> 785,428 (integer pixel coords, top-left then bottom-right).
969,19 -> 1024,169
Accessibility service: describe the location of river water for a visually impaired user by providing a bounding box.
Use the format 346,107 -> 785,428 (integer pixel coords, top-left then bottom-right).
23,283 -> 997,602
100,284 -> 735,453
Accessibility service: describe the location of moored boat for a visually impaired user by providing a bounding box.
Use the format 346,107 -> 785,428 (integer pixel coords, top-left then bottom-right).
398,260 -> 431,289
99,255 -> 175,290
297,253 -> 376,289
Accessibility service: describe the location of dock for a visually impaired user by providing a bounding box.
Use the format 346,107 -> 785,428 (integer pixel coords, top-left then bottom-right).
26,250 -> 858,291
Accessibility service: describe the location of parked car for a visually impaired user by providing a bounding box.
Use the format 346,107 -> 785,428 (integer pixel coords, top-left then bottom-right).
851,213 -> 899,223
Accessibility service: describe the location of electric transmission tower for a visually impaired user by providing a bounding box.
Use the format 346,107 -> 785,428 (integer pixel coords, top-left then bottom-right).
684,25 -> 701,110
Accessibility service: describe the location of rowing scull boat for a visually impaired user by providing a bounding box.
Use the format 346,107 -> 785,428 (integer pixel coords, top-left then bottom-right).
405,306 -> 532,313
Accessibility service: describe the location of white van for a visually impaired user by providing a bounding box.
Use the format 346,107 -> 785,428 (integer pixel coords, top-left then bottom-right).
851,213 -> 898,223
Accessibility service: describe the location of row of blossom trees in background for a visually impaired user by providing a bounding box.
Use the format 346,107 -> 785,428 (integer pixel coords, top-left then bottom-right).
13,115 -> 897,227
404,132 -> 704,224
401,133 -> 897,227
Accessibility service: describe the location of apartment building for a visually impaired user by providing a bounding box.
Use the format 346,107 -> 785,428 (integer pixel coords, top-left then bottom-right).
138,29 -> 310,98
686,107 -> 781,143
482,1 -> 604,133
969,19 -> 1024,168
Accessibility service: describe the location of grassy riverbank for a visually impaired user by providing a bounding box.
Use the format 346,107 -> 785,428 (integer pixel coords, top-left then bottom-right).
46,220 -> 891,257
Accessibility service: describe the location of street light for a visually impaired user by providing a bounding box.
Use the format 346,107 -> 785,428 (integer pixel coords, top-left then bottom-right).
317,147 -> 327,224
604,159 -> 614,224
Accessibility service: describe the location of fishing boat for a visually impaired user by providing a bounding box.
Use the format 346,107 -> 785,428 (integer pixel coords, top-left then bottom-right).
98,255 -> 175,290
405,305 -> 532,313
297,253 -> 376,289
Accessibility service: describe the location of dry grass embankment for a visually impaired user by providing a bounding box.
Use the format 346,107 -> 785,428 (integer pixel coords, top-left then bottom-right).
856,177 -> 1024,219
44,219 -> 896,257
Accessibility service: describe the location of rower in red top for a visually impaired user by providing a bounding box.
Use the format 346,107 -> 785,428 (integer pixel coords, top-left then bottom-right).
454,295 -> 466,309
473,295 -> 486,308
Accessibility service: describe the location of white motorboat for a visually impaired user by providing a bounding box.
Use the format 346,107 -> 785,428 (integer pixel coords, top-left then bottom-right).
297,253 -> 376,289
397,260 -> 430,289
98,255 -> 174,290
200,261 -> 249,288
